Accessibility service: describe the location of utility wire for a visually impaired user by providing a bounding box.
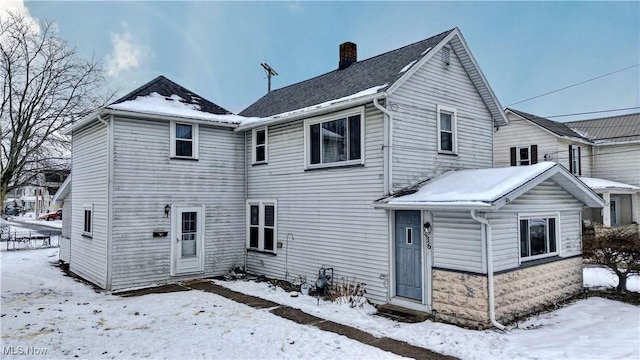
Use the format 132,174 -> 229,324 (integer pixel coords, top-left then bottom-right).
506,64 -> 640,107
544,107 -> 640,119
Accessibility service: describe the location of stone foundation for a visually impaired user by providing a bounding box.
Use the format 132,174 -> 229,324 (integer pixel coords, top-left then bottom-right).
431,257 -> 583,328
494,257 -> 583,324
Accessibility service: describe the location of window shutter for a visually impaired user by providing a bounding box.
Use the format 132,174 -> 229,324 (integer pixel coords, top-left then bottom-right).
510,147 -> 516,166
568,145 -> 573,173
578,147 -> 582,176
531,145 -> 538,164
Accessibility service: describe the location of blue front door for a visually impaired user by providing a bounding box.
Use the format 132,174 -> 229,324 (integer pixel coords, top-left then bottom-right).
395,210 -> 422,300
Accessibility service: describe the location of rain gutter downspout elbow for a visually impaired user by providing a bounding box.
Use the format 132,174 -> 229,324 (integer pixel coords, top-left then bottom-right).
470,210 -> 507,331
373,96 -> 392,195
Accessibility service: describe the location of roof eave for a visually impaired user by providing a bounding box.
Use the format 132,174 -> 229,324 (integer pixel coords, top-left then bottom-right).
235,92 -> 388,132
105,108 -> 240,129
371,201 -> 495,211
51,175 -> 71,203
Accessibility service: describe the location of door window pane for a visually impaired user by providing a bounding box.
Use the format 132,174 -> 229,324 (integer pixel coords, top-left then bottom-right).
181,212 -> 197,257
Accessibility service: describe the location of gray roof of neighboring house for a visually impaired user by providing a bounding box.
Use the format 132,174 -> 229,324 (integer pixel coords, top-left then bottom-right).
111,75 -> 232,115
240,29 -> 454,118
506,108 -> 588,140
565,113 -> 640,143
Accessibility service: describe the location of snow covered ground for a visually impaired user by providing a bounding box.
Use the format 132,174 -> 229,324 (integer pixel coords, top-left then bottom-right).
5,212 -> 62,229
1,249 -> 638,359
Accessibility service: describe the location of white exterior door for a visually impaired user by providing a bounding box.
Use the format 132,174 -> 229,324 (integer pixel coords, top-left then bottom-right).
172,205 -> 204,275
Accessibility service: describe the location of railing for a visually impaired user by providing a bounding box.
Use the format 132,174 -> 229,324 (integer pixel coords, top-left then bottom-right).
0,229 -> 60,251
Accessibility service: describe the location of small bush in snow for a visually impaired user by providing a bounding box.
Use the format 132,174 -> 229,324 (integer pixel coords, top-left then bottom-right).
583,227 -> 640,292
327,277 -> 367,308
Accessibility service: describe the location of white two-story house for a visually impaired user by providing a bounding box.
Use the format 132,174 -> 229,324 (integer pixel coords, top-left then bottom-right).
60,28 -> 604,329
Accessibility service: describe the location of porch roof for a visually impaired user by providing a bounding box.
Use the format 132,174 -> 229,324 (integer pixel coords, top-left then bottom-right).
579,177 -> 640,193
373,162 -> 606,210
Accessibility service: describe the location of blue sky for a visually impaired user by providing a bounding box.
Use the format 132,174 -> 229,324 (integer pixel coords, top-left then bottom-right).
8,1 -> 640,121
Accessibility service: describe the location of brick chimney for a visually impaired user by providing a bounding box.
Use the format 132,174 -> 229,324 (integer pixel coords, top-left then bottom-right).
339,42 -> 357,70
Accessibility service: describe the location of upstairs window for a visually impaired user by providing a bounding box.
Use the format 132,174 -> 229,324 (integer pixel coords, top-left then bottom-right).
170,121 -> 199,159
519,215 -> 558,261
252,128 -> 268,164
247,200 -> 277,253
437,105 -> 457,153
510,145 -> 538,166
569,145 -> 581,175
305,108 -> 364,168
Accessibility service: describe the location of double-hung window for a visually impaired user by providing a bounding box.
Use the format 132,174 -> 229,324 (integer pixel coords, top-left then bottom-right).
437,105 -> 457,153
517,146 -> 531,165
83,204 -> 93,237
247,200 -> 277,253
170,121 -> 199,159
569,145 -> 581,175
305,108 -> 364,168
252,128 -> 268,164
519,215 -> 558,261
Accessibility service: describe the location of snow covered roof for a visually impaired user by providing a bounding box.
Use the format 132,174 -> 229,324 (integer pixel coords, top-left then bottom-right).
374,162 -> 605,210
579,177 -> 640,192
240,28 -> 508,129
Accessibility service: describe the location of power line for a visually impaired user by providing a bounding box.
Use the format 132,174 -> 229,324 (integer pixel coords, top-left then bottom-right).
544,107 -> 640,119
506,64 -> 640,107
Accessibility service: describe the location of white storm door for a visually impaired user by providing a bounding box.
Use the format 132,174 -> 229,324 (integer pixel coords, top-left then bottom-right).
173,206 -> 204,275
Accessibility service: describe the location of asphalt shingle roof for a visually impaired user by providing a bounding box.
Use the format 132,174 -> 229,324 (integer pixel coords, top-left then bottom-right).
565,113 -> 640,143
240,29 -> 454,118
111,75 -> 232,115
506,108 -> 587,140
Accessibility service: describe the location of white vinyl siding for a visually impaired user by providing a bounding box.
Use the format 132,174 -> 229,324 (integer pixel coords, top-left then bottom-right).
109,117 -> 245,290
495,113 -> 559,168
390,45 -> 494,190
432,211 -> 483,273
245,104 -> 389,303
70,122 -> 109,288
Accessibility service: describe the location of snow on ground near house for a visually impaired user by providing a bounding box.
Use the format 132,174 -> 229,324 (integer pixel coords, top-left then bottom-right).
5,212 -> 62,229
1,249 -> 638,360
0,249 -> 405,359
0,221 -> 60,251
584,265 -> 640,292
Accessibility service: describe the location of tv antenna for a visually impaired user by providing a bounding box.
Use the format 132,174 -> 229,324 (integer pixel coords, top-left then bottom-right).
261,63 -> 278,93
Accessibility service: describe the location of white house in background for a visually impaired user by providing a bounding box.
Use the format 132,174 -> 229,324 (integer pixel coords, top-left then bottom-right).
496,109 -> 639,227
64,28 -> 605,329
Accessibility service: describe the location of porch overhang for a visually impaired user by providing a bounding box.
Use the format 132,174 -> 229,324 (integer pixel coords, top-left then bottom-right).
372,162 -> 606,211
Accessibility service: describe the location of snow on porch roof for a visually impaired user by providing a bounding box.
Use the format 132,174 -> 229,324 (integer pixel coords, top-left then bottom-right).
373,162 -> 606,210
579,177 -> 640,192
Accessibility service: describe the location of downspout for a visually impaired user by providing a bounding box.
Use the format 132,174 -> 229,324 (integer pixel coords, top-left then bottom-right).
373,96 -> 392,195
243,131 -> 248,271
470,210 -> 506,331
97,113 -> 113,290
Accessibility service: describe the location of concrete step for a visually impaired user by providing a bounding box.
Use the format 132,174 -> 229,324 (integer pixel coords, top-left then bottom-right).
376,304 -> 431,323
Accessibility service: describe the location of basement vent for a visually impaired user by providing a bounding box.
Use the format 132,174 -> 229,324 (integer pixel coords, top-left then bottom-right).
442,47 -> 450,66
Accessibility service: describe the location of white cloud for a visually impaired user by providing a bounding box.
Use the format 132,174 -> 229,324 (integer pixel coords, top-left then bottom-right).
105,30 -> 143,77
0,0 -> 40,33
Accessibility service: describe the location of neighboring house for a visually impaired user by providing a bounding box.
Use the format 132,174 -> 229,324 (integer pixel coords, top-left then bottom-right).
496,109 -> 639,227
64,28 -> 605,329
237,28 -> 603,328
62,76 -> 247,290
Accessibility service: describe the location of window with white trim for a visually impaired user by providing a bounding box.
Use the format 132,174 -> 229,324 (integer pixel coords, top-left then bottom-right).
437,105 -> 457,153
247,200 -> 277,253
83,204 -> 93,237
305,108 -> 364,168
569,145 -> 581,175
519,215 -> 558,261
252,128 -> 268,164
517,146 -> 531,165
170,121 -> 199,159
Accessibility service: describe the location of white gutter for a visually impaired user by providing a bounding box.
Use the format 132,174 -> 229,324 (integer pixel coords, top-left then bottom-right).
373,96 -> 393,195
470,210 -> 506,331
235,92 -> 387,132
372,202 -> 493,211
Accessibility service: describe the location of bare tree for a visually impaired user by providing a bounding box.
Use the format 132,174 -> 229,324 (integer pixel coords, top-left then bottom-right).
1,11 -> 112,210
583,227 -> 640,292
